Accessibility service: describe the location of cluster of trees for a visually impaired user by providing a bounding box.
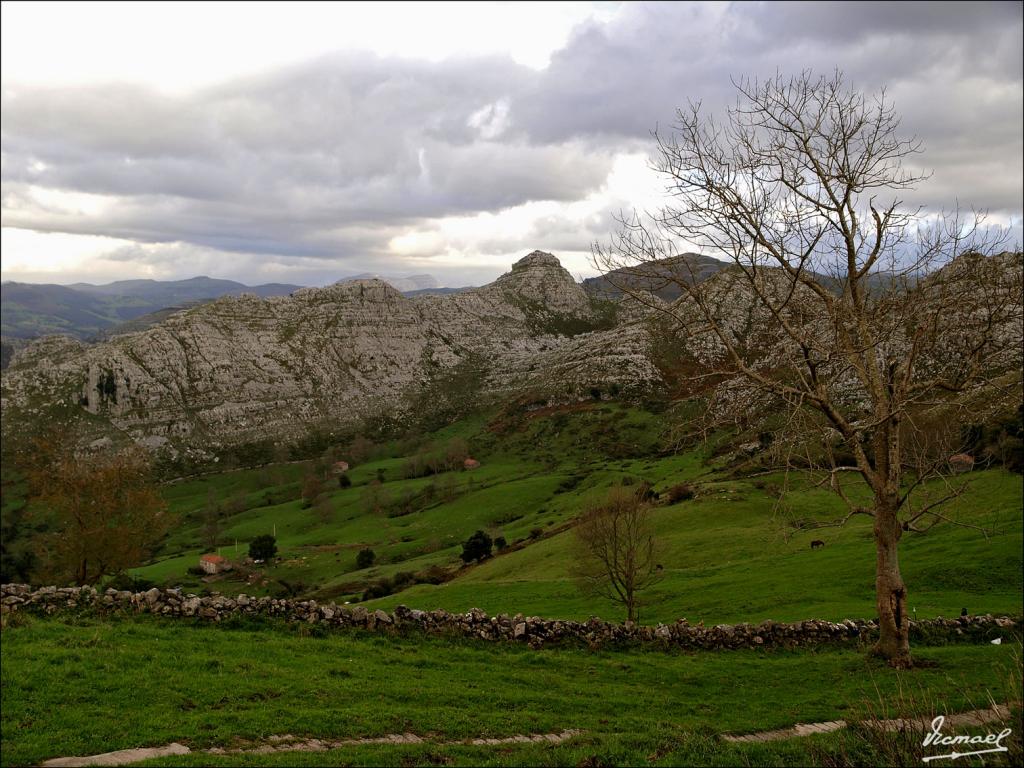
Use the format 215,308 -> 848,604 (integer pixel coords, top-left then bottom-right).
401,437 -> 471,479
360,474 -> 461,518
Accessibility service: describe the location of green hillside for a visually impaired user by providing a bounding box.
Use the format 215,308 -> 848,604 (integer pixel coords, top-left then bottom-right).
4,404 -> 1022,768
111,403 -> 1024,626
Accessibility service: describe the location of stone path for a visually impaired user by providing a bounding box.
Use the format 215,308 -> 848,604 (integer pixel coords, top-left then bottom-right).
40,744 -> 191,767
40,729 -> 583,767
721,705 -> 1012,743
39,707 -> 1015,766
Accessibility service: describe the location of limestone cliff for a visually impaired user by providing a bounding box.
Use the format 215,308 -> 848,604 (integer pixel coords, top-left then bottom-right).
1,252 -> 662,453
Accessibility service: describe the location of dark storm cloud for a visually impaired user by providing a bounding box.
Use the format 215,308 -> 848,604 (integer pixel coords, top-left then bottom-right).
2,2 -> 1021,282
514,1 -> 1023,213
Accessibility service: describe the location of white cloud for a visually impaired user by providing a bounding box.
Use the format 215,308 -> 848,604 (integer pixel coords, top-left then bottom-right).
1,1 -> 617,93
1,2 -> 1019,287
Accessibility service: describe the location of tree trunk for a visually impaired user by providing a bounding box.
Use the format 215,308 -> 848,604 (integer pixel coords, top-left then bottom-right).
872,502 -> 912,668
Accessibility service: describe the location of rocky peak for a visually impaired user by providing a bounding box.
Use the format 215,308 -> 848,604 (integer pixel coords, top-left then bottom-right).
294,279 -> 406,304
511,250 -> 564,271
490,250 -> 595,319
1,250 -> 659,452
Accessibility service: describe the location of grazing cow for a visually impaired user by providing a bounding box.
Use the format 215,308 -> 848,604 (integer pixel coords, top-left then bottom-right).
810,540 -> 825,550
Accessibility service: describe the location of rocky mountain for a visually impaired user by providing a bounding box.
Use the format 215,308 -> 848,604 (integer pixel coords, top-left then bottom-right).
1,252 -> 662,458
581,253 -> 728,302
8,249 -> 1017,464
1,277 -> 302,341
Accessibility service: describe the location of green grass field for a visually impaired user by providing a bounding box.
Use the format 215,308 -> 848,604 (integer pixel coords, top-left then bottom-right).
117,404 -> 1023,627
1,614 -> 1021,767
3,403 -> 1022,766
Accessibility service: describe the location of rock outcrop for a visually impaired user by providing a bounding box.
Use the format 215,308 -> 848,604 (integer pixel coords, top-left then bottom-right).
1,252 -> 661,453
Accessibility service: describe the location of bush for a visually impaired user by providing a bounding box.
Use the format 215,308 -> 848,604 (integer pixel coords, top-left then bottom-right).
355,548 -> 376,569
556,474 -> 585,493
494,536 -> 507,551
393,571 -> 416,588
460,530 -> 493,563
106,573 -> 156,592
362,579 -> 393,600
529,527 -> 544,540
667,483 -> 696,503
338,474 -> 352,489
248,534 -> 277,561
418,564 -> 448,585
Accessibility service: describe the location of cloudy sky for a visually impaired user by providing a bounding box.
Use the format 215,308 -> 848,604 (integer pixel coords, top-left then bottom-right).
2,1 -> 1021,287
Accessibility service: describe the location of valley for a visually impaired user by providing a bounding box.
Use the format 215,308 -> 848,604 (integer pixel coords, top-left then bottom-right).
111,404 -> 1023,625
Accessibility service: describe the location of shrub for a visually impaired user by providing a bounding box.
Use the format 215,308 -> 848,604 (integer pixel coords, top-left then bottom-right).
248,534 -> 277,561
355,548 -> 376,569
275,579 -> 306,598
667,483 -> 696,503
338,474 -> 352,489
362,579 -> 393,600
106,573 -> 155,592
529,527 -> 544,540
460,530 -> 493,563
393,571 -> 416,588
556,474 -> 585,493
418,564 -> 448,585
494,536 -> 508,551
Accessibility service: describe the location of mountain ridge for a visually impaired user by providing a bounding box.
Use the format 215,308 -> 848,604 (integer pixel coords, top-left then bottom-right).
1,252 -> 660,459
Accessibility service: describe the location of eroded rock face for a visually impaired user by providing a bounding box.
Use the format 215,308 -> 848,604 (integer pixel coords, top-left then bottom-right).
1,252 -> 662,451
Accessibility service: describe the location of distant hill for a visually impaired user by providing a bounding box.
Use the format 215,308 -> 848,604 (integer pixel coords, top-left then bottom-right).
581,253 -> 728,301
1,278 -> 302,341
91,302 -> 209,342
338,273 -> 442,292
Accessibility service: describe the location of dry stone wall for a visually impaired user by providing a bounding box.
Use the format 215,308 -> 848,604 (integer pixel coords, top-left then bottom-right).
3,584 -> 1018,651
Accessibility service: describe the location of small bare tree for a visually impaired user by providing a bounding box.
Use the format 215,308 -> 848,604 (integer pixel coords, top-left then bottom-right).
594,71 -> 1022,666
201,489 -> 222,551
574,486 -> 662,622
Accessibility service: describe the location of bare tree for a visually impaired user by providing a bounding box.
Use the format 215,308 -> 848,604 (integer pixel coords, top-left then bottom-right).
201,488 -> 222,551
593,71 -> 1023,667
574,486 -> 662,623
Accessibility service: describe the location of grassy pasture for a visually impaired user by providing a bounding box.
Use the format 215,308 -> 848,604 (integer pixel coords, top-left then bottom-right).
1,615 -> 1020,767
121,403 -> 1021,625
